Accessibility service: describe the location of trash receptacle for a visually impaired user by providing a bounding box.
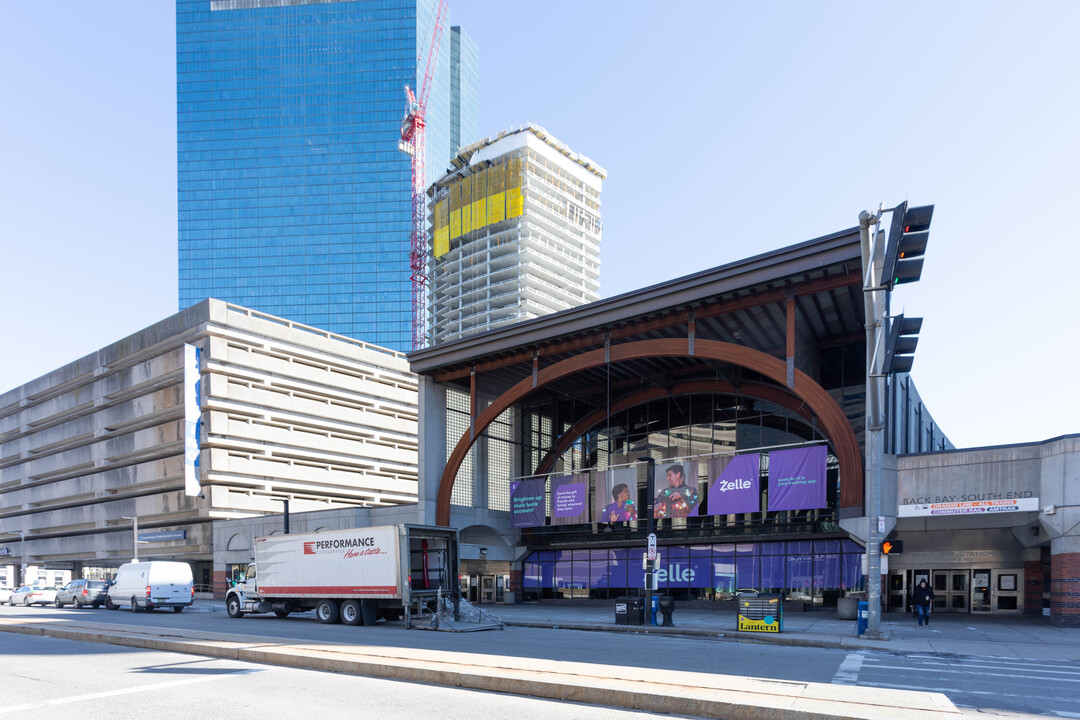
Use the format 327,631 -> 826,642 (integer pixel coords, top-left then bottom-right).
658,595 -> 675,626
627,596 -> 644,625
615,596 -> 629,625
856,600 -> 869,636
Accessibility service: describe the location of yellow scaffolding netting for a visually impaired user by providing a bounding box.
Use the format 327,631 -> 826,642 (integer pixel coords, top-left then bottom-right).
433,155 -> 524,259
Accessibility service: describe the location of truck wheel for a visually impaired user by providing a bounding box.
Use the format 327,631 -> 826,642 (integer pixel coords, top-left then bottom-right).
106,597 -> 117,610
226,596 -> 244,618
340,600 -> 362,626
173,606 -> 184,613
131,597 -> 142,613
274,607 -> 291,618
315,599 -> 340,624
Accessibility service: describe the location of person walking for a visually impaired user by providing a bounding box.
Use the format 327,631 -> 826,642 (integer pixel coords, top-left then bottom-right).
910,579 -> 935,627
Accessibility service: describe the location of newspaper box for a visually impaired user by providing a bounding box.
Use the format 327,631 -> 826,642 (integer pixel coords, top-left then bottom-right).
737,593 -> 783,633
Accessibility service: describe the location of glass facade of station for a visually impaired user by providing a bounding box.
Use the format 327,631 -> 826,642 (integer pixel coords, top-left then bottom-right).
522,539 -> 866,602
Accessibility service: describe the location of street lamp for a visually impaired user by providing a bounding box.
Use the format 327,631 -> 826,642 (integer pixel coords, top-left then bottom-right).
19,530 -> 26,587
122,516 -> 142,562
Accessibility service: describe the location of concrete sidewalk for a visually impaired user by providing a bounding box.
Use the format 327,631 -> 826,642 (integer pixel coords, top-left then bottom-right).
487,602 -> 1080,662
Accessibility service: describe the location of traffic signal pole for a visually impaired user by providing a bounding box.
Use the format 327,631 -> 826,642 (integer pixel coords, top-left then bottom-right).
859,210 -> 887,639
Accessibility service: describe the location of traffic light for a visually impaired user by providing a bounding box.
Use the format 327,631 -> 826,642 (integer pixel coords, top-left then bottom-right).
881,202 -> 933,289
881,539 -> 904,555
882,314 -> 922,374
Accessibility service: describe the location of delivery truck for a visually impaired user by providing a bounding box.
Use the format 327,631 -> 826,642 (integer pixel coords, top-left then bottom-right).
226,524 -> 459,626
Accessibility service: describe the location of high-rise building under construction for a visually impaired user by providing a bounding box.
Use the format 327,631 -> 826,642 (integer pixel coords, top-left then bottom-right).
427,125 -> 605,345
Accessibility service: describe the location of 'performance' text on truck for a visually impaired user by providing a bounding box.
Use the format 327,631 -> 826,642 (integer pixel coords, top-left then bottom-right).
226,524 -> 458,626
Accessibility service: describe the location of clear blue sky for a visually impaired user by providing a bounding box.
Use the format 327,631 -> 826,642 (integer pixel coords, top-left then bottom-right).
1,1 -> 1077,449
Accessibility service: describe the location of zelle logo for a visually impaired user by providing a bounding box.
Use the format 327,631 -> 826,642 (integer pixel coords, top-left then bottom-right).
716,478 -> 752,492
656,563 -> 696,582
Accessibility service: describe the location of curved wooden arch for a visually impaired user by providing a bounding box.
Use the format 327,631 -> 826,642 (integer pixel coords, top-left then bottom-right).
437,339 -> 863,525
533,379 -> 814,476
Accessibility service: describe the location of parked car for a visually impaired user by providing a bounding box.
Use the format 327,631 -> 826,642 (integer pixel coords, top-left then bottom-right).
0,586 -> 13,604
55,579 -> 109,608
10,586 -> 59,606
106,561 -> 193,612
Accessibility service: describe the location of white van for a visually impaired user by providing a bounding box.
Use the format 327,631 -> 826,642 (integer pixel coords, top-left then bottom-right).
106,561 -> 194,613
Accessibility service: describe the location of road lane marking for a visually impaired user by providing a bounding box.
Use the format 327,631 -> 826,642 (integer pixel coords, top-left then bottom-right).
0,668 -> 262,713
861,662 -> 1080,682
831,651 -> 865,684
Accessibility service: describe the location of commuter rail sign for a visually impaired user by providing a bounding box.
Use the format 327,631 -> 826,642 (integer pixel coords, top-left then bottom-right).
737,594 -> 783,633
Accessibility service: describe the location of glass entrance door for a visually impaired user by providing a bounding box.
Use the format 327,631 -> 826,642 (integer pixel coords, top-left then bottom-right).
993,569 -> 1022,614
932,570 -> 969,613
480,575 -> 496,603
971,569 -> 992,613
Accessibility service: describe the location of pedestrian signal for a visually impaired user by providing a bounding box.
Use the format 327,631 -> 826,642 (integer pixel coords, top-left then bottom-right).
881,539 -> 904,555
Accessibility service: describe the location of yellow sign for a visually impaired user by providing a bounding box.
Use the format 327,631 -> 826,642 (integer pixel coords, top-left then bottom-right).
737,615 -> 780,633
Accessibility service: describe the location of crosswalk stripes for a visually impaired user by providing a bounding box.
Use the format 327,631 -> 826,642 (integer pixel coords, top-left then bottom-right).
831,650 -> 1080,716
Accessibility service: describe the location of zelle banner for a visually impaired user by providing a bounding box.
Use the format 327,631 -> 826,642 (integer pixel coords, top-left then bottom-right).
511,445 -> 828,528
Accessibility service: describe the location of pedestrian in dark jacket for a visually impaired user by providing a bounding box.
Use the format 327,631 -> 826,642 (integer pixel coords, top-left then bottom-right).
910,579 -> 935,627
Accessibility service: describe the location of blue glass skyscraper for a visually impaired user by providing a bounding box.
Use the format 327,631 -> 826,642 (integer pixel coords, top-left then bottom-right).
177,0 -> 478,351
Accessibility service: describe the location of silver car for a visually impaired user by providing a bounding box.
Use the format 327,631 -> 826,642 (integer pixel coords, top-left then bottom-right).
55,579 -> 109,608
10,586 -> 59,606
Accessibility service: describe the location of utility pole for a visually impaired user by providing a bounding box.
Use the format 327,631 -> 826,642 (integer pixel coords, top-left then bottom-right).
858,210 -> 887,639
639,456 -> 656,625
275,498 -> 290,535
859,202 -> 933,639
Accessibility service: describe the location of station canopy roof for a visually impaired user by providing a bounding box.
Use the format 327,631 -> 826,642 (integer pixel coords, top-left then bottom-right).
409,226 -> 867,404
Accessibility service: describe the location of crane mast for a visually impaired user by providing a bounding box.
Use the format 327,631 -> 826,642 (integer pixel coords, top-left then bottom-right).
399,0 -> 448,350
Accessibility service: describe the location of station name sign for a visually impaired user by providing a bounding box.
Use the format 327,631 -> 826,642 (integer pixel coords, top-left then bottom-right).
898,492 -> 1038,517
138,530 -> 187,543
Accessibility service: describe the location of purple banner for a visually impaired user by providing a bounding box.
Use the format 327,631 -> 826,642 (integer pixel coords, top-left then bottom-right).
653,461 -> 700,519
551,474 -> 588,525
707,454 -> 761,515
511,477 -> 547,528
767,445 -> 827,511
596,467 -> 638,523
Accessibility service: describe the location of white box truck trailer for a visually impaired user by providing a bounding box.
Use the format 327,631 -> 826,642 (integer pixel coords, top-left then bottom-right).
226,524 -> 459,626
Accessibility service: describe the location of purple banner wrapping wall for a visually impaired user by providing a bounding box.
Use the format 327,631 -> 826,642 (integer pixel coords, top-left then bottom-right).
511,477 -> 547,528
707,454 -> 761,515
767,445 -> 828,511
596,467 -> 638,523
551,473 -> 589,525
653,461 -> 700,519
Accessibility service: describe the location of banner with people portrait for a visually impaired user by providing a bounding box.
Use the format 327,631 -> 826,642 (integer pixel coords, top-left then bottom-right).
653,461 -> 701,519
767,445 -> 828,511
551,473 -> 589,525
707,453 -> 761,515
596,467 -> 638,524
511,477 -> 547,528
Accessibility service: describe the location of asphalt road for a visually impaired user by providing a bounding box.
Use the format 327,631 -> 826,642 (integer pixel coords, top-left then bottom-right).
0,632 -> 692,720
2,603 -> 1078,717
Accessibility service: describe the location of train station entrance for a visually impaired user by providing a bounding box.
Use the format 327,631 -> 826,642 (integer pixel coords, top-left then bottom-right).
888,568 -> 1023,615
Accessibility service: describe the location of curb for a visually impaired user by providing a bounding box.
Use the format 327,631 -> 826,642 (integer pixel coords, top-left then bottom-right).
502,619 -> 862,651
0,617 -> 958,720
